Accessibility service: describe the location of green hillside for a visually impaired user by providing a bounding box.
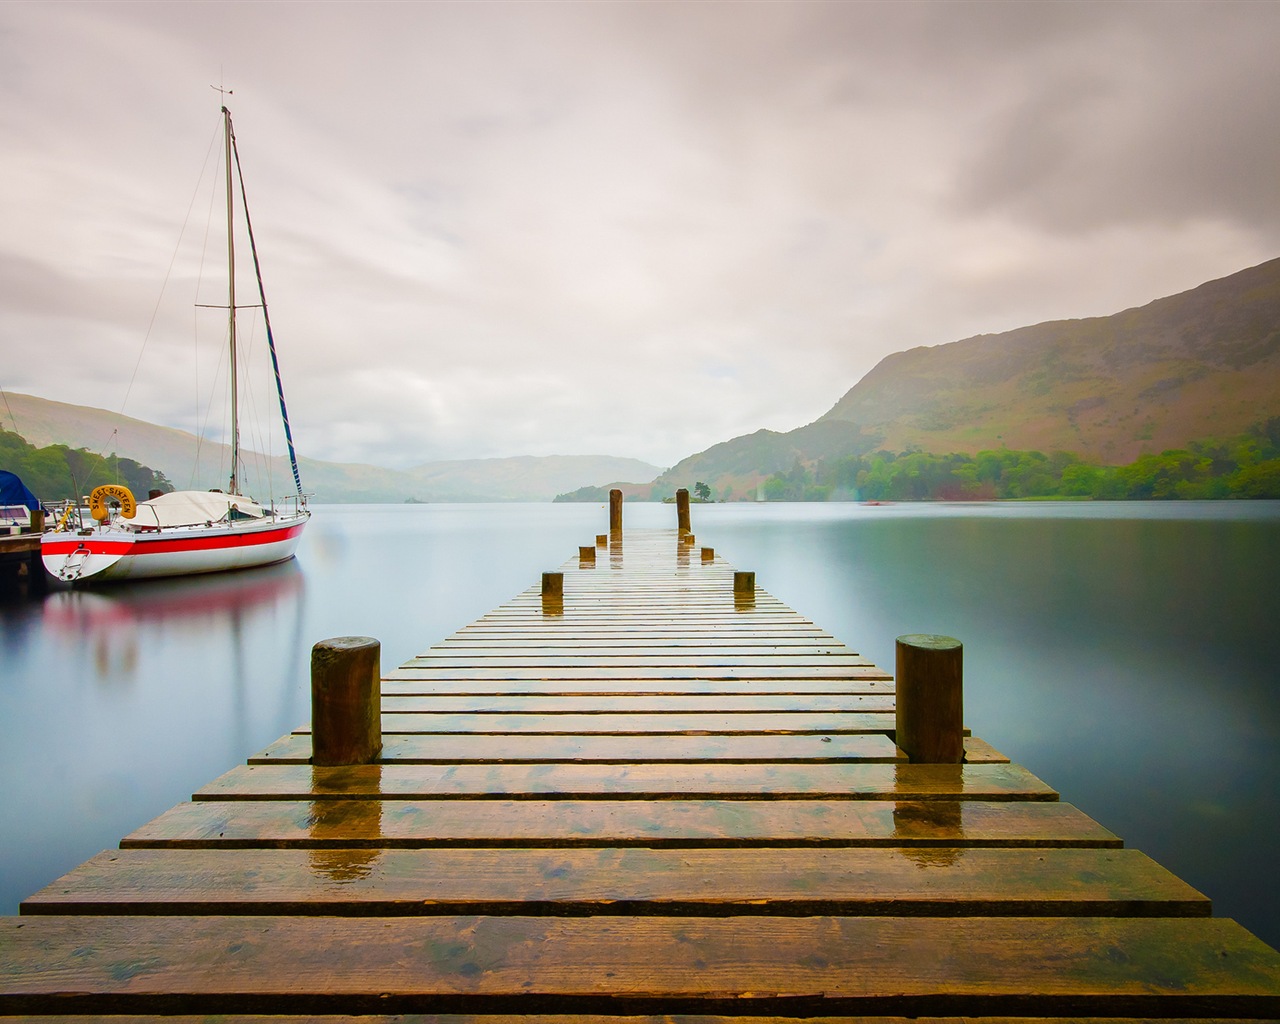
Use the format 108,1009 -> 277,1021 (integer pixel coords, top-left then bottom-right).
651,257 -> 1280,498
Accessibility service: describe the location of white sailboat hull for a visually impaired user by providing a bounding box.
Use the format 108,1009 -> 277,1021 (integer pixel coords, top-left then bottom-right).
42,513 -> 308,583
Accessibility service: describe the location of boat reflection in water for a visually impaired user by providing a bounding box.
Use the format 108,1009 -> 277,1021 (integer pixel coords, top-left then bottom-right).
39,560 -> 307,753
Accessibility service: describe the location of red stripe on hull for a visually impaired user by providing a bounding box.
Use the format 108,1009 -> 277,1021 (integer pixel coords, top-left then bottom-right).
43,522 -> 305,558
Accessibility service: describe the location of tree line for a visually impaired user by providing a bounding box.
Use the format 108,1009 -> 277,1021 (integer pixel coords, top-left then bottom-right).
1,428 -> 173,503
758,421 -> 1280,501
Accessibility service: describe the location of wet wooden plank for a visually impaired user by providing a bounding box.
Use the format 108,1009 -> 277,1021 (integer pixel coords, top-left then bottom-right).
0,1017 -> 1270,1024
406,655 -> 876,667
23,847 -> 1205,918
380,676 -> 895,694
3,915 -> 1278,1016
297,712 -> 895,736
193,762 -> 1058,802
248,732 -> 903,765
120,798 -> 1119,849
383,666 -> 893,680
433,640 -> 850,650
449,625 -> 838,637
379,694 -> 898,713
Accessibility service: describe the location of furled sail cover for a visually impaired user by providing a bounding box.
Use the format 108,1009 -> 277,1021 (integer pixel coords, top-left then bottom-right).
132,490 -> 266,528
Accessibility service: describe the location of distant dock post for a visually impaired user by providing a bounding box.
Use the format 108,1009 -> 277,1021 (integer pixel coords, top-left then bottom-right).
895,633 -> 964,763
609,488 -> 623,533
310,636 -> 382,766
676,488 -> 691,534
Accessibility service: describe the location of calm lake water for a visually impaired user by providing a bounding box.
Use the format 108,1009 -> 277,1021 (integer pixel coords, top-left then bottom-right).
2,500 -> 1277,949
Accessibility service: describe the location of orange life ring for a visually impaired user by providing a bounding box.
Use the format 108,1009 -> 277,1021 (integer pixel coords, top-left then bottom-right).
89,484 -> 136,521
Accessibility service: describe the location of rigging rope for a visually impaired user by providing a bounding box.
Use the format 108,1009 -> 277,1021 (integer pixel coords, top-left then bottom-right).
226,109 -> 305,499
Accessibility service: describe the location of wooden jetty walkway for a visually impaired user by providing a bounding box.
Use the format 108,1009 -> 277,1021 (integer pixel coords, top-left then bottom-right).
4,495 -> 1280,1018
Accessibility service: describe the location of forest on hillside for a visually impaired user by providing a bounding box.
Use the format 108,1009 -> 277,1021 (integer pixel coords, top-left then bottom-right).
755,420 -> 1280,501
0,429 -> 172,502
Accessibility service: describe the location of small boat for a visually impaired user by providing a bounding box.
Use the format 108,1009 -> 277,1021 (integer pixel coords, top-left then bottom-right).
43,105 -> 310,584
0,470 -> 41,534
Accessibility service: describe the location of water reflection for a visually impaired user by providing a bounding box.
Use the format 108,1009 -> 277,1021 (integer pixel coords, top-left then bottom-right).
40,562 -> 304,688
307,764 -> 385,883
891,801 -> 966,867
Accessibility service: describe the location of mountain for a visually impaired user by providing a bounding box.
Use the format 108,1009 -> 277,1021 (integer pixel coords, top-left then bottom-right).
0,392 -> 660,503
651,256 -> 1280,497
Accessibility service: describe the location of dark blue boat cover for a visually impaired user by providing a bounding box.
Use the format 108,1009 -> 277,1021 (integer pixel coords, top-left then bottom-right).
0,470 -> 40,509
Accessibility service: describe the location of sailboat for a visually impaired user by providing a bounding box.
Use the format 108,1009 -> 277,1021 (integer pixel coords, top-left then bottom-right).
42,105 -> 310,584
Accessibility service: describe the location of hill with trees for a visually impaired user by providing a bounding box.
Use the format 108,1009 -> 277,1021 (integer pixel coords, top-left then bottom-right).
649,257 -> 1280,499
0,428 -> 172,503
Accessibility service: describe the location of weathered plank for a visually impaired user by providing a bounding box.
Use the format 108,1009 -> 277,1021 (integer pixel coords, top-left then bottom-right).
379,693 -> 898,712
249,732 -> 904,764
380,676 -> 895,694
193,762 -> 1058,802
120,798 -> 1119,849
23,847 -> 1205,918
407,655 -> 876,667
0,1017 -> 1271,1024
432,640 -> 851,650
297,711 -> 896,735
384,666 -> 893,680
3,915 -> 1278,1016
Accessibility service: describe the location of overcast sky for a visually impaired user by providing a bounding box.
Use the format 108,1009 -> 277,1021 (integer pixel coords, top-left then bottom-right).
2,1 -> 1278,471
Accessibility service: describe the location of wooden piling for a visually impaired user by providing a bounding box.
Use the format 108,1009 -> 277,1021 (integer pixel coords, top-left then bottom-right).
701,546 -> 715,562
578,545 -> 596,564
596,534 -> 608,548
310,636 -> 382,766
609,489 -> 623,532
541,571 -> 563,597
676,488 -> 691,534
895,633 -> 964,764
733,570 -> 755,594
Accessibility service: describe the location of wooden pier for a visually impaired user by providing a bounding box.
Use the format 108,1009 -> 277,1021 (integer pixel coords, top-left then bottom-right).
4,502 -> 1280,1018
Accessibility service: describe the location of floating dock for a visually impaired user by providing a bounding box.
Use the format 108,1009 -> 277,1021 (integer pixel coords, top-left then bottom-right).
4,503 -> 1280,1017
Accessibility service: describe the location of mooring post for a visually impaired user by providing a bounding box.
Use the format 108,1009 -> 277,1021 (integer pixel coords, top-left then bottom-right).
596,534 -> 608,548
676,488 -> 691,534
311,636 -> 382,766
733,571 -> 755,593
895,634 -> 964,764
542,571 -> 563,597
579,545 -> 596,564
609,488 -> 623,533
701,546 -> 714,562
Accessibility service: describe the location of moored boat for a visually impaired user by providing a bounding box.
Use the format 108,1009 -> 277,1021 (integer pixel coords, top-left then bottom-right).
42,103 -> 309,584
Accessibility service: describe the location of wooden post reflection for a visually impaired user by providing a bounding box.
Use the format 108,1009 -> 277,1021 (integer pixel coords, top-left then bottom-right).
307,764 -> 385,881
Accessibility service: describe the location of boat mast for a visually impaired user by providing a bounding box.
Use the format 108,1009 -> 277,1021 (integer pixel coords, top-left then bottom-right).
223,105 -> 240,496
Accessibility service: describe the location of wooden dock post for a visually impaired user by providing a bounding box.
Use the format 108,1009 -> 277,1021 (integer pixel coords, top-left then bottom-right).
701,546 -> 715,562
609,488 -> 623,533
310,636 -> 382,766
579,545 -> 596,565
733,570 -> 755,593
541,571 -> 563,598
676,488 -> 691,534
596,534 -> 608,548
895,633 -> 964,764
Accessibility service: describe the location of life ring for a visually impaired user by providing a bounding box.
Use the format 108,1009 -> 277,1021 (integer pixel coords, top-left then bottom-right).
89,484 -> 137,521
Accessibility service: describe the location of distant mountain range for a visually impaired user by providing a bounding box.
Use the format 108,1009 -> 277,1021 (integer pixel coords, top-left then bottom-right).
0,392 -> 660,503
645,256 -> 1280,499
9,257 -> 1278,503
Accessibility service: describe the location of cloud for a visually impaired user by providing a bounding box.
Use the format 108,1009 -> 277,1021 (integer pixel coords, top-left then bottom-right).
1,1 -> 1277,469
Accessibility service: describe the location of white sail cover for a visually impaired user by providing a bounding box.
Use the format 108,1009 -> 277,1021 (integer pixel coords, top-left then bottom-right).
131,490 -> 266,528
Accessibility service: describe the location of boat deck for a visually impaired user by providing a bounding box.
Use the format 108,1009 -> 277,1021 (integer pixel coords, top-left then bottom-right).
4,525 -> 1280,1019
